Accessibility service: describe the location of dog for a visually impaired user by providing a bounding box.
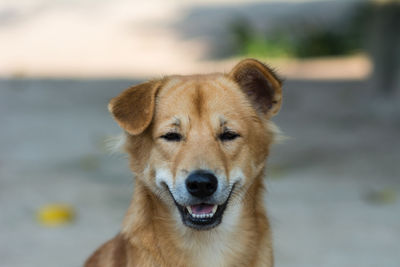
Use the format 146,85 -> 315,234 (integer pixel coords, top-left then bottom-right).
85,58 -> 283,267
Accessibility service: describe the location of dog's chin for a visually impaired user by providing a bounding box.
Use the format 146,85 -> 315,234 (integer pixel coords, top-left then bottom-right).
168,186 -> 236,231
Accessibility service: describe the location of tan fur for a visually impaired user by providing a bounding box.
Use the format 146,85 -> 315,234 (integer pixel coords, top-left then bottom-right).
85,59 -> 282,267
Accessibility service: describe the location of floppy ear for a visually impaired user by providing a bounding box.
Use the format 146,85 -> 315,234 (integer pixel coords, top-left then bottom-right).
229,58 -> 283,117
108,81 -> 162,135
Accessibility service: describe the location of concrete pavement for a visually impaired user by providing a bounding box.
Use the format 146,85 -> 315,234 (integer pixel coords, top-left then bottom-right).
0,78 -> 399,267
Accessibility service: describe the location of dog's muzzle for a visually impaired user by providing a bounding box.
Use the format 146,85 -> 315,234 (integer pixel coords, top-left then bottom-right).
167,169 -> 235,230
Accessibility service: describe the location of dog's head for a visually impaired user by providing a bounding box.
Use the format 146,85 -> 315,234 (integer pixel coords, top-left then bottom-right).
108,59 -> 282,230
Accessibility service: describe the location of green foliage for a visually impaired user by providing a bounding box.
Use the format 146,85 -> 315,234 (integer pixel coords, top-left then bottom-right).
229,5 -> 371,59
243,35 -> 294,58
294,30 -> 362,58
229,19 -> 294,58
231,26 -> 365,58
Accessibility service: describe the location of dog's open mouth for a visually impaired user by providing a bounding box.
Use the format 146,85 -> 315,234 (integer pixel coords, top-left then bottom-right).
164,183 -> 236,230
172,186 -> 235,230
175,201 -> 229,230
187,204 -> 217,219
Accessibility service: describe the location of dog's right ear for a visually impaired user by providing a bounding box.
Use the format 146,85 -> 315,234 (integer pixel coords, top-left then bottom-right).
108,81 -> 162,135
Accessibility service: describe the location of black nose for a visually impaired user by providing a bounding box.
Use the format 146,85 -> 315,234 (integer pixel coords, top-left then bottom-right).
185,170 -> 218,198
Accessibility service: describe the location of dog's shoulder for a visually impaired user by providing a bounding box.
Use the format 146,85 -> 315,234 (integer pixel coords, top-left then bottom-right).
84,234 -> 129,267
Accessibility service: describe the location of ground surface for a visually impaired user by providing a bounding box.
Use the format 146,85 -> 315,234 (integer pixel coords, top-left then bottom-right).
1,78 -> 399,267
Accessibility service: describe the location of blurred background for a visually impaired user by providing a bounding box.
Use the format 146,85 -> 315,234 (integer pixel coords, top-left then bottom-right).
1,0 -> 399,266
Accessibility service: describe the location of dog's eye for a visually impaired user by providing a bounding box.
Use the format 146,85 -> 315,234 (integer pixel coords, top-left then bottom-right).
160,132 -> 183,142
218,131 -> 240,142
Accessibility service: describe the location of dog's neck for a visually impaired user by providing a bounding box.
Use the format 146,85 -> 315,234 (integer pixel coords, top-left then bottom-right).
121,176 -> 272,267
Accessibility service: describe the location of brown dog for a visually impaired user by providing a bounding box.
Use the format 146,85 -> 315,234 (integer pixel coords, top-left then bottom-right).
85,58 -> 283,267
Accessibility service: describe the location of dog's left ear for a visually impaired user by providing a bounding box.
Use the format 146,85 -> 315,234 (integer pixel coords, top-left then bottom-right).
229,58 -> 283,118
108,80 -> 162,135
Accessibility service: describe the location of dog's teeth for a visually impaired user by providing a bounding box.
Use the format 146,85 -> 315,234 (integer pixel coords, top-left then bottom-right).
186,206 -> 193,215
187,204 -> 219,219
212,205 -> 217,215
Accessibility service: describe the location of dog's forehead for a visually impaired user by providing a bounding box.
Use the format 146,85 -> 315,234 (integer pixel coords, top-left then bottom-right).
155,75 -> 246,120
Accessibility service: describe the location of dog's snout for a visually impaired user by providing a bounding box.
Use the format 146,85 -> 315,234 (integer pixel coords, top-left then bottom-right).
185,170 -> 218,198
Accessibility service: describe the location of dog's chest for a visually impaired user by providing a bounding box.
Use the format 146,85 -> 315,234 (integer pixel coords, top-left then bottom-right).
184,228 -> 248,267
184,205 -> 244,267
190,236 -> 233,267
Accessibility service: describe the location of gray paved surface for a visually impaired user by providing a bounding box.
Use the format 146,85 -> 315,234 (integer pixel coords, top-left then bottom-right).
1,79 -> 399,267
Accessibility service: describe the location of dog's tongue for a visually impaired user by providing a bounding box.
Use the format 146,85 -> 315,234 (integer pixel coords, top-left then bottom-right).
191,204 -> 214,215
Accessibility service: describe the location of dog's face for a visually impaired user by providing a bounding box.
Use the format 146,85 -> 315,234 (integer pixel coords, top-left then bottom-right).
109,59 -> 282,230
